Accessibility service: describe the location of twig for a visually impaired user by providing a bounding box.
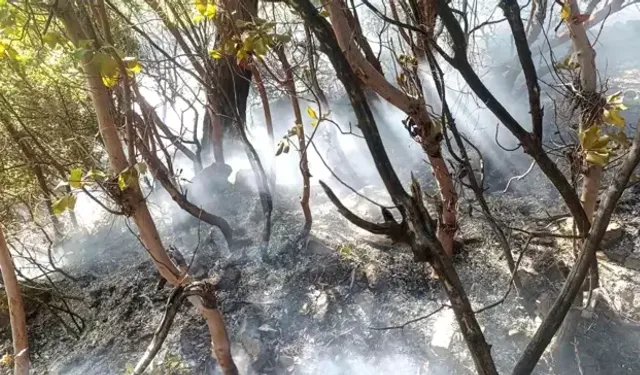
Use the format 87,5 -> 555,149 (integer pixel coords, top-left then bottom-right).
369,305 -> 448,330
475,236 -> 533,314
505,225 -> 581,239
502,159 -> 536,193
132,286 -> 186,374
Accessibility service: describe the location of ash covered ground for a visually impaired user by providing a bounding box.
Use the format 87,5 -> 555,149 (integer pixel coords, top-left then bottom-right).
2,169 -> 640,375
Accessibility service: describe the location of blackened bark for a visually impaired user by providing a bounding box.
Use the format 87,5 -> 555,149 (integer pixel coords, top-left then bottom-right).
499,0 -> 544,142
136,137 -> 234,245
436,0 -> 590,238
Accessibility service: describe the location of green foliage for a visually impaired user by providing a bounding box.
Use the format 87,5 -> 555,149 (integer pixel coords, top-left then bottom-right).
51,194 -> 77,215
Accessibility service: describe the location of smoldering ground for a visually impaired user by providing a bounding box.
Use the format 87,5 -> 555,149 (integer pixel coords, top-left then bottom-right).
4,9 -> 640,375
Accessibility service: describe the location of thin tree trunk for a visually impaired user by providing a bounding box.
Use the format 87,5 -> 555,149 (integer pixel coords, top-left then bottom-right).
303,24 -> 363,191
565,0 -> 601,288
276,47 -> 312,240
54,2 -> 238,373
1,120 -> 63,236
294,2 -> 498,373
327,0 -> 458,262
549,0 -> 601,355
513,117 -> 640,375
251,64 -> 276,188
209,0 -> 258,157
0,227 -> 29,375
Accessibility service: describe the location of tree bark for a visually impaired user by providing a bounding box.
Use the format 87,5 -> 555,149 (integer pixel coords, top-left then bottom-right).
327,0 -> 458,261
54,2 -> 238,373
250,64 -> 276,188
512,117 -> 640,375
293,1 -> 498,373
208,0 -> 258,157
437,0 -> 591,238
0,226 -> 29,375
276,47 -> 312,241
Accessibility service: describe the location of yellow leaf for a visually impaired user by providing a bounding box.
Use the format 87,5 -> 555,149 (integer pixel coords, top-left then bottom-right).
193,14 -> 204,23
590,134 -> 610,150
586,150 -> 609,166
195,0 -> 207,14
603,109 -> 625,127
204,3 -> 216,19
560,3 -> 571,21
0,354 -> 13,367
307,106 -> 318,119
209,49 -> 222,59
606,91 -> 623,105
311,120 -> 318,128
124,57 -> 142,74
102,74 -> 118,87
579,126 -> 599,149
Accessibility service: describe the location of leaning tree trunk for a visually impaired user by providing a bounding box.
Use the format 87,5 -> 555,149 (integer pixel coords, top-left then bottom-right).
0,226 -> 29,375
326,0 -> 458,263
54,2 -> 238,373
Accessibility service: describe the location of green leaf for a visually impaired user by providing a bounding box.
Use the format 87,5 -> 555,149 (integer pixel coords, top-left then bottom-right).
193,13 -> 204,23
85,168 -> 106,181
69,168 -> 84,189
134,162 -> 147,175
42,32 -> 61,48
307,106 -> 318,119
52,194 -> 77,215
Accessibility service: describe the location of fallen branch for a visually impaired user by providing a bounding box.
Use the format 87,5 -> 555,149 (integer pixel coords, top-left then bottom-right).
133,281 -> 219,374
319,180 -> 405,242
369,305 -> 448,331
132,286 -> 186,374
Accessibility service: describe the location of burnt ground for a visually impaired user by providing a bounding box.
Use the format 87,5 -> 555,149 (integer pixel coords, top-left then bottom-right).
1,172 -> 640,375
